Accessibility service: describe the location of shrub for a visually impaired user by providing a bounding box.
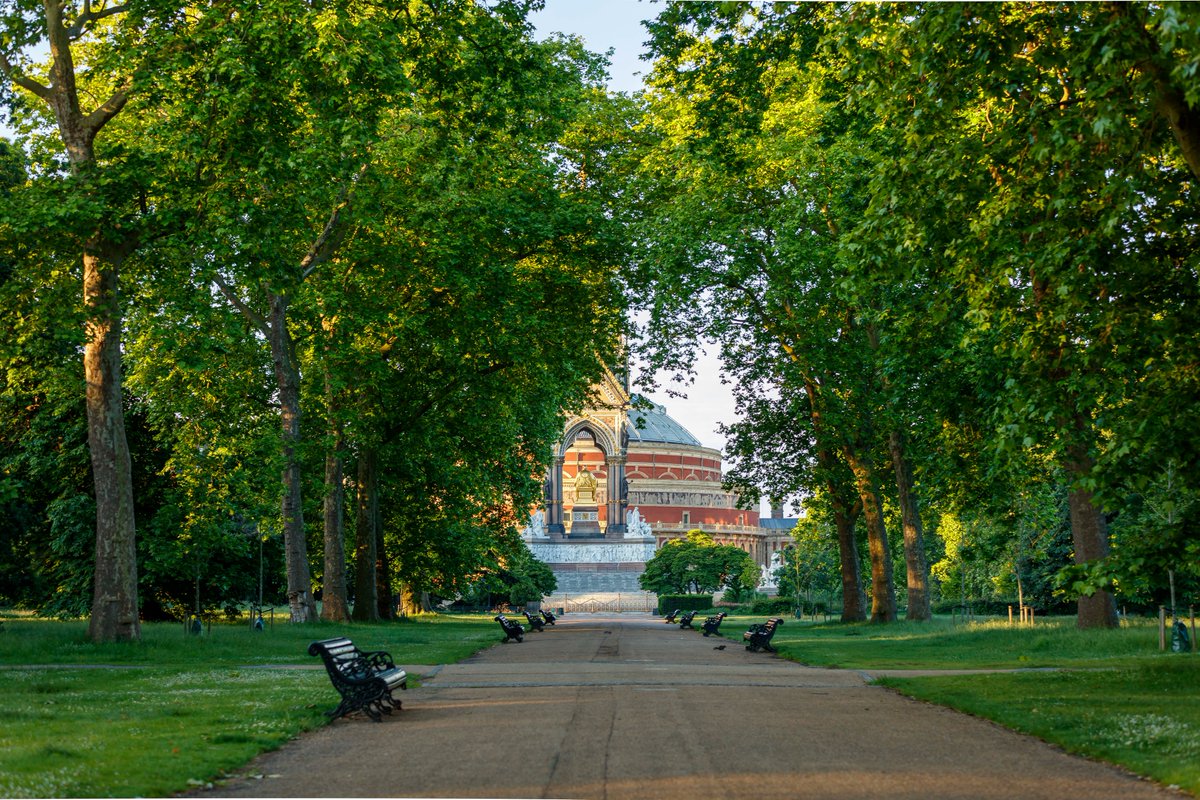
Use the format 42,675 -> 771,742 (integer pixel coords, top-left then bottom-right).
656,594 -> 714,615
749,597 -> 794,615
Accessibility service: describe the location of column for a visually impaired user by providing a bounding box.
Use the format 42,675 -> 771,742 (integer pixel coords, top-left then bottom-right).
605,456 -> 626,538
547,457 -> 566,536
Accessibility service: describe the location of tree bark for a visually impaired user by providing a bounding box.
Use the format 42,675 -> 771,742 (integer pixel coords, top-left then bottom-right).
888,430 -> 932,621
803,378 -> 866,621
83,247 -> 140,642
375,510 -> 394,620
1064,439 -> 1120,629
844,443 -> 897,623
831,499 -> 867,623
320,366 -> 350,622
269,293 -> 316,623
352,451 -> 380,621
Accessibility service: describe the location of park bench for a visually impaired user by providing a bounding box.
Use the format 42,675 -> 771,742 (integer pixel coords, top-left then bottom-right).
522,610 -> 545,632
663,609 -> 680,624
494,614 -> 525,642
541,609 -> 557,625
701,611 -> 727,637
743,618 -> 784,652
308,637 -> 407,722
678,610 -> 697,629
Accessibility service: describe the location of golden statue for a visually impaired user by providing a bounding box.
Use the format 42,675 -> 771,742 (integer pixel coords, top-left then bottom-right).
574,467 -> 598,504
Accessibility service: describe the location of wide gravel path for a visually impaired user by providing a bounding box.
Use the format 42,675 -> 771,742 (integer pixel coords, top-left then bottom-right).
200,613 -> 1180,799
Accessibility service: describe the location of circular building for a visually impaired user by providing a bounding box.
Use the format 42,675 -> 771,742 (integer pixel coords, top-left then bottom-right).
528,376 -> 793,607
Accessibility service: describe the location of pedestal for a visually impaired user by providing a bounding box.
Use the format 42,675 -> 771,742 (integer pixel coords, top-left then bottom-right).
569,505 -> 602,538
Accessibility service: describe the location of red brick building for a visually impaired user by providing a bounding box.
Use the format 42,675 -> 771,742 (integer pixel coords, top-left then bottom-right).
531,366 -> 793,596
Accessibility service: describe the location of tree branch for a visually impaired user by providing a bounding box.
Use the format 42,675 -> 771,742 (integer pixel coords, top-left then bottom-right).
0,50 -> 52,99
211,274 -> 270,336
300,163 -> 369,281
65,1 -> 129,40
82,83 -> 130,136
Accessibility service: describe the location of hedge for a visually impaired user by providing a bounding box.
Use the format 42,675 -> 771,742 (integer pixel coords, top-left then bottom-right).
656,594 -> 714,615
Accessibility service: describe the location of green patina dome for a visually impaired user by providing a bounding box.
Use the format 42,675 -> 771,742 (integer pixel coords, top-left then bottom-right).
627,399 -> 702,447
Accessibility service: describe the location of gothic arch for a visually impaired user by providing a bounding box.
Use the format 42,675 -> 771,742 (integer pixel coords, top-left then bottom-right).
557,415 -> 619,459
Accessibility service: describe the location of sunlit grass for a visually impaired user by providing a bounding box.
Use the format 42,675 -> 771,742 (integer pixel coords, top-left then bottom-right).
0,613 -> 499,798
878,661 -> 1200,795
0,611 -> 499,667
719,613 -> 1173,670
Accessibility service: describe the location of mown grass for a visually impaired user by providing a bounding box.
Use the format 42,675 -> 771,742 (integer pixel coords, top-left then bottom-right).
716,613 -> 1200,795
0,610 -> 498,667
723,613 -> 1178,670
0,612 -> 499,797
877,663 -> 1200,795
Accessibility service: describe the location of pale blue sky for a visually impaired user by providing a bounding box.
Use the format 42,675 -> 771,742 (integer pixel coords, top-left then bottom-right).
530,0 -> 656,94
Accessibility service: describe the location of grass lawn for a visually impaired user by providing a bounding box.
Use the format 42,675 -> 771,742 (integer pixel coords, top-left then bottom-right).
734,614 -> 1177,670
876,662 -> 1200,796
718,613 -> 1200,795
0,612 -> 499,797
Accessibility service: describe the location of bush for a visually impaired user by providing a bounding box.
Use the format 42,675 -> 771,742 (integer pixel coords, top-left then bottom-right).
749,597 -> 794,615
656,594 -> 714,615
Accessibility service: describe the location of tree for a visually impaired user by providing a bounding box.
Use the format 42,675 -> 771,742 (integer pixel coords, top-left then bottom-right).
842,3 -> 1200,627
776,516 -> 841,616
639,530 -> 759,596
2,0 -> 150,641
633,3 -> 920,622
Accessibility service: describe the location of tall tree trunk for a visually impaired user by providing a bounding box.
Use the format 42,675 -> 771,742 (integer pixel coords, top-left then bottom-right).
9,1 -> 142,642
803,378 -> 866,622
888,430 -> 931,621
844,443 -> 897,623
352,451 -> 380,621
84,247 -> 140,642
320,367 -> 350,622
375,511 -> 394,620
269,293 -> 315,623
1064,438 -> 1120,629
831,500 -> 867,623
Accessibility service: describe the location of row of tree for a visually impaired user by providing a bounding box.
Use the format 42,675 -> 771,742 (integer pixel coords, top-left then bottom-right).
1,0 -> 625,639
627,3 -> 1200,627
4,2 -> 1198,636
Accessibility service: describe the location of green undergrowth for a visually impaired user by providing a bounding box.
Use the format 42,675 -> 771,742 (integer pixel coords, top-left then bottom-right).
878,661 -> 1200,795
720,614 -> 1179,670
0,614 -> 498,797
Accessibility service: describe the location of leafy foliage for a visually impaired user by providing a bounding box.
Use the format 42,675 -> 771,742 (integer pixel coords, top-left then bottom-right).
639,529 -> 759,595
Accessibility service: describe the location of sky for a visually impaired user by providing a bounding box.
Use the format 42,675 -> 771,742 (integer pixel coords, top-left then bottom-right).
530,0 -> 742,455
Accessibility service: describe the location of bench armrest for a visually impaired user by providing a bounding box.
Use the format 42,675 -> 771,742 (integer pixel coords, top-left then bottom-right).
362,650 -> 397,671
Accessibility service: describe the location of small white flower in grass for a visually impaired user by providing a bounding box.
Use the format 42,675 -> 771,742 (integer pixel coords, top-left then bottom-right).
1108,714 -> 1200,756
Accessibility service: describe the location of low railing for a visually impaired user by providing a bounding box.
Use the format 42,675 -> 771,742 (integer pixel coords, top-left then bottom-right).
541,592 -> 657,614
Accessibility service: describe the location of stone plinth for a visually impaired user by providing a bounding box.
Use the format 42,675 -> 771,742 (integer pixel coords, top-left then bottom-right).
568,505 -> 602,538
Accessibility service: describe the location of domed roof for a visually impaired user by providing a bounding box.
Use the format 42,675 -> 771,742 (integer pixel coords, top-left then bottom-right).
628,399 -> 703,447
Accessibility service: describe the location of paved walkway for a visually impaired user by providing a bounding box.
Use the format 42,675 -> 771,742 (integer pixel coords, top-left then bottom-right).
201,614 -> 1180,799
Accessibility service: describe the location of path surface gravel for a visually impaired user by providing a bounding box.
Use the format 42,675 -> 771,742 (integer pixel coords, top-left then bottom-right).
197,613 -> 1180,800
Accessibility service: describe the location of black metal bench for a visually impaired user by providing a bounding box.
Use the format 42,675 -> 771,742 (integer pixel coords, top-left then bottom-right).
522,610 -> 545,632
541,609 -> 557,626
495,614 -> 525,642
679,610 -> 698,629
308,637 -> 407,722
663,609 -> 680,623
743,618 -> 784,652
701,611 -> 727,637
